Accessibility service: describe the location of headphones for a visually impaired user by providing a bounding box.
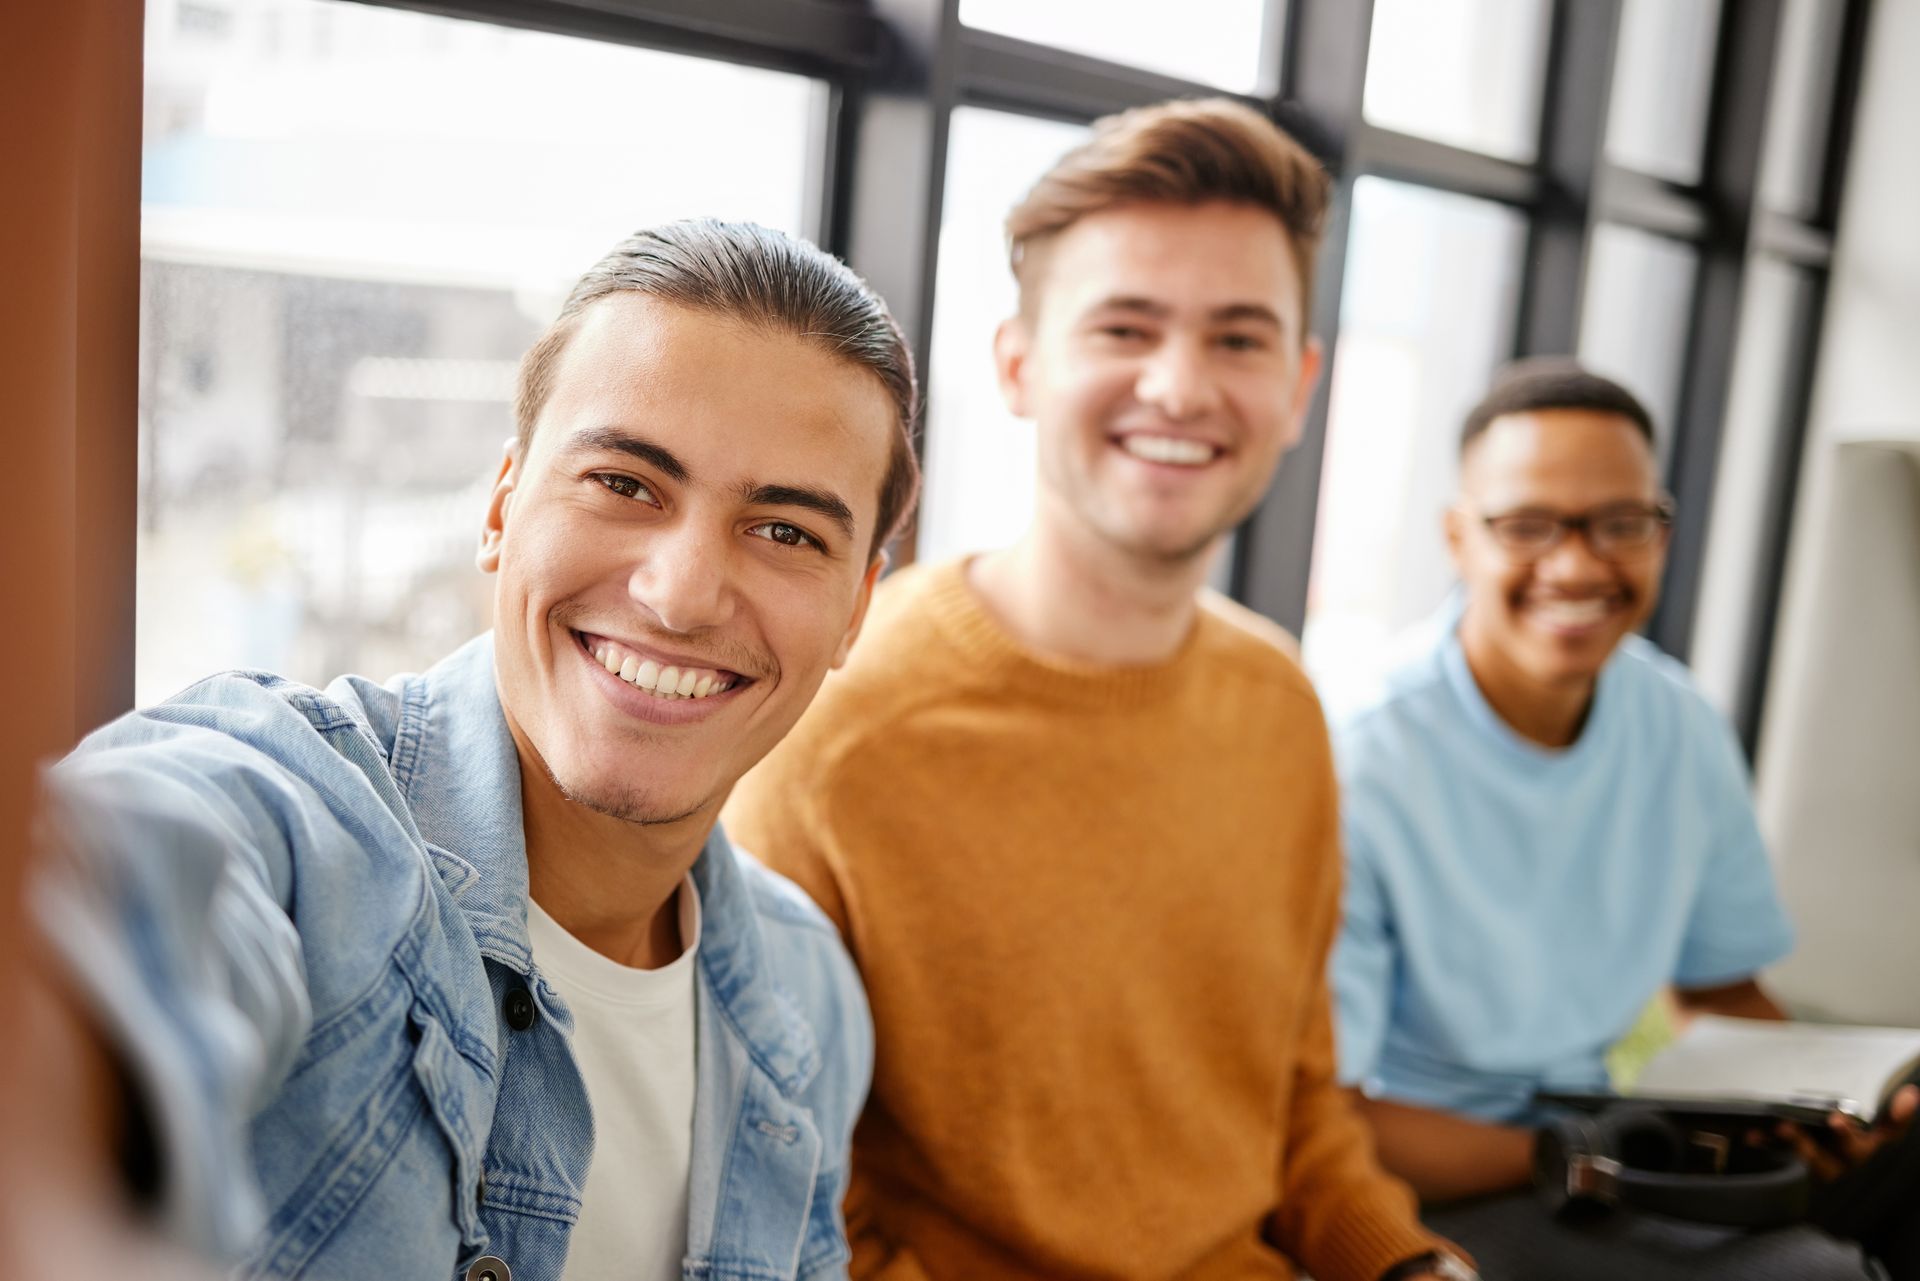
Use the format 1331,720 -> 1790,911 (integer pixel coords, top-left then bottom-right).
1534,1105 -> 1811,1230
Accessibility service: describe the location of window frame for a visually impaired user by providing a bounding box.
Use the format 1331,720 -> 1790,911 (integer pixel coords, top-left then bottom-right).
121,0 -> 1876,755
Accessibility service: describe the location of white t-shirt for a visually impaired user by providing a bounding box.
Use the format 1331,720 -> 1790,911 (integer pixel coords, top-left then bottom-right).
527,880 -> 701,1281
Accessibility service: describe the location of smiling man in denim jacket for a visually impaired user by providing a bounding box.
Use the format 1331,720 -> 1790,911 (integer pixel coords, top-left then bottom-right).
30,220 -> 918,1281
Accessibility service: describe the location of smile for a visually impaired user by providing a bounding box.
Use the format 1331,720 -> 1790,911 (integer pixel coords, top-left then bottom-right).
1524,597 -> 1622,635
573,630 -> 744,703
1115,433 -> 1221,468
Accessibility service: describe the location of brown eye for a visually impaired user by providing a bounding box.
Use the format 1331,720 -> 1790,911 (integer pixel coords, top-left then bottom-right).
593,473 -> 656,504
1488,515 -> 1559,550
1592,513 -> 1659,549
748,521 -> 819,550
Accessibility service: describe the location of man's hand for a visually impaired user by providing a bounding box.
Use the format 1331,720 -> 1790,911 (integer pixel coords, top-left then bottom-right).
1768,1084 -> 1920,1182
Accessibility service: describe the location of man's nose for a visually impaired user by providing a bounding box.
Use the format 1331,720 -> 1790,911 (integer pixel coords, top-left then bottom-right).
627,521 -> 736,634
1534,527 -> 1615,583
1134,336 -> 1223,421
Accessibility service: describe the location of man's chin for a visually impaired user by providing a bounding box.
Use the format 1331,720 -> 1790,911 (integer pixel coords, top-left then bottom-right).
1107,514 -> 1232,566
552,770 -> 713,828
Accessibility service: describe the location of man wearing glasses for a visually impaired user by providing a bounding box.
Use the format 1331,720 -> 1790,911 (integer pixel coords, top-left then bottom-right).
1325,359 -> 1894,1274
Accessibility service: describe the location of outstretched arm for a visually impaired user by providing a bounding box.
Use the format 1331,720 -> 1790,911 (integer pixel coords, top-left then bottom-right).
1348,1091 -> 1535,1205
1673,976 -> 1787,1021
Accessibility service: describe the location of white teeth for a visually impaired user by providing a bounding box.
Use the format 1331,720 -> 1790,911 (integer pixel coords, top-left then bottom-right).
587,636 -> 734,702
1534,599 -> 1610,625
1121,434 -> 1214,466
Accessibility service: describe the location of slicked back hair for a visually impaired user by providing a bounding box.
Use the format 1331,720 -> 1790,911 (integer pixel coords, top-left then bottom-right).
514,219 -> 921,559
1004,97 -> 1331,332
1460,357 -> 1657,457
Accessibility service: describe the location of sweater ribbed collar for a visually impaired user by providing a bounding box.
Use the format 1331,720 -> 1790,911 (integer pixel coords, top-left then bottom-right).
918,557 -> 1209,710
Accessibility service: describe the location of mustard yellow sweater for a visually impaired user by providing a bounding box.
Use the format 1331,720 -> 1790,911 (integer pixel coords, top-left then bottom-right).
726,559 -> 1445,1281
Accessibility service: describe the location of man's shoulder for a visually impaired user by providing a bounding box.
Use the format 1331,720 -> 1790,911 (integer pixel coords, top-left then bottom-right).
1606,635 -> 1730,743
762,563 -> 972,757
1191,589 -> 1325,707
1330,631 -> 1455,759
80,667 -> 393,776
727,849 -> 870,1083
736,848 -> 846,943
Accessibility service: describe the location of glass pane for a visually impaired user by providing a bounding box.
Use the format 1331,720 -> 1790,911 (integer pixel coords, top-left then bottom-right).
1604,0 -> 1723,184
1758,0 -> 1844,218
959,0 -> 1274,93
1363,0 -> 1551,162
1577,223 -> 1701,466
138,0 -> 825,705
919,107 -> 1091,566
1302,178 -> 1527,716
1689,258 -> 1816,714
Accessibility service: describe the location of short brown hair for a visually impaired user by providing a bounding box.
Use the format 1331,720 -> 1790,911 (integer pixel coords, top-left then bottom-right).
1005,97 -> 1330,329
515,219 -> 920,559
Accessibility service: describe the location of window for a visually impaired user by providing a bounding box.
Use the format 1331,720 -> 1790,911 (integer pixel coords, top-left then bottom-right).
1362,0 -> 1551,162
1302,178 -> 1526,714
918,107 -> 1090,566
137,0 -> 826,704
1757,0 -> 1846,218
959,0 -> 1275,93
1577,224 -> 1701,466
1689,258 -> 1817,714
1604,0 -> 1723,184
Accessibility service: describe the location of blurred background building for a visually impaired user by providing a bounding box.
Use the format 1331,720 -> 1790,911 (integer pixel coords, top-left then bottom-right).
131,0 -> 1919,1017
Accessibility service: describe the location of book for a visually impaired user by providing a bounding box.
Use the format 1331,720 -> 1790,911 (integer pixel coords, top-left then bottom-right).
1543,1015 -> 1920,1126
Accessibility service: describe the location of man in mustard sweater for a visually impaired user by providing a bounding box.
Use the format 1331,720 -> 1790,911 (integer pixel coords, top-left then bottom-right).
726,99 -> 1469,1281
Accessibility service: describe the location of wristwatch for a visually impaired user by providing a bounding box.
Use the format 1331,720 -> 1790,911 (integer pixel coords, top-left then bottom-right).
1379,1250 -> 1480,1281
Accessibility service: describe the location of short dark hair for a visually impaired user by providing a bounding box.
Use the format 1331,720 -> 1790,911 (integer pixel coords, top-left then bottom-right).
515,219 -> 920,558
1005,97 -> 1330,328
1460,357 -> 1656,456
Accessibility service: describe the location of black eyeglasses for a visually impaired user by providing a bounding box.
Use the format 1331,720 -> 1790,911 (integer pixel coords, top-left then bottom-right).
1477,500 -> 1675,560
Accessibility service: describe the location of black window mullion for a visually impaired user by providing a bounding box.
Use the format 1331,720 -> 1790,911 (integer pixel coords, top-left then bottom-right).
954,28 -> 1246,123
1647,0 -> 1789,662
1734,0 -> 1877,752
1515,0 -> 1621,357
1230,0 -> 1376,632
1348,125 -> 1542,208
354,0 -> 885,77
829,0 -> 961,562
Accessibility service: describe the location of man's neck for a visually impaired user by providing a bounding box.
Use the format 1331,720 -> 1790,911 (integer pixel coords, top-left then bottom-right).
517,754 -> 710,971
1457,619 -> 1595,750
969,510 -> 1218,666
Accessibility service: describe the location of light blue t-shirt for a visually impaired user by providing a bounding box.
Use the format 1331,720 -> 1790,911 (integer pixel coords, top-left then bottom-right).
1329,611 -> 1795,1124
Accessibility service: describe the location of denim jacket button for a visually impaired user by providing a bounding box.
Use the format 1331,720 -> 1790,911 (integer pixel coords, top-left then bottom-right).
465,1256 -> 510,1281
502,986 -> 536,1031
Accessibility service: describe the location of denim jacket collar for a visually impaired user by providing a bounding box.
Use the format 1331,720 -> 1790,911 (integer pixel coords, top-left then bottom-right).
400,634 -> 821,1097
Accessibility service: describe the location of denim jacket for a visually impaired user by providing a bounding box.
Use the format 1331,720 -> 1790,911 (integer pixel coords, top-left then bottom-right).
36,635 -> 871,1281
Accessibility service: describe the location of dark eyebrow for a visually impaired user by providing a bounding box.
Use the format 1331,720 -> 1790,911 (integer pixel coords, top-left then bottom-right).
1085,296 -> 1288,333
1210,302 -> 1284,329
741,483 -> 857,543
1084,296 -> 1171,320
562,427 -> 690,483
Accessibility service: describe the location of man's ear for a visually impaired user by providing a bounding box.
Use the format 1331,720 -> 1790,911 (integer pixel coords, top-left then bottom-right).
1442,500 -> 1469,573
478,437 -> 520,574
992,316 -> 1033,419
830,553 -> 888,670
1280,336 -> 1326,451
